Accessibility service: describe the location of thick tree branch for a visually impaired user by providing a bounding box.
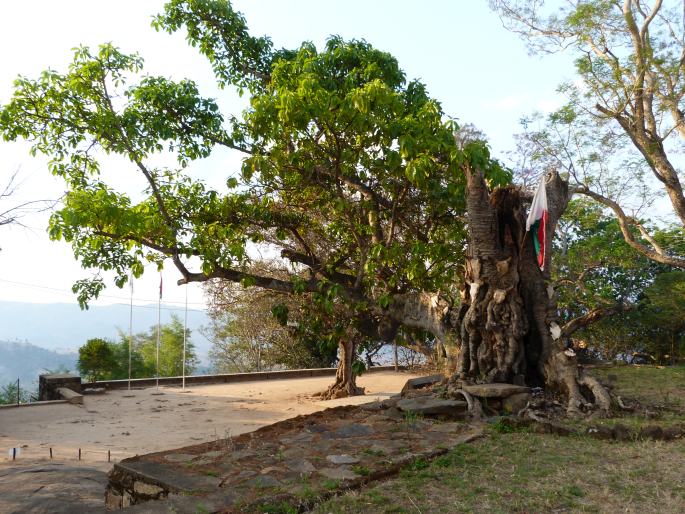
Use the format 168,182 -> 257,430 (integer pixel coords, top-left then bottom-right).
279,248 -> 357,287
575,185 -> 685,268
561,303 -> 635,338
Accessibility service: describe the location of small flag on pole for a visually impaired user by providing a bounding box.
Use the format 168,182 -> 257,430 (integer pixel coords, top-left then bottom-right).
159,274 -> 163,300
526,176 -> 548,271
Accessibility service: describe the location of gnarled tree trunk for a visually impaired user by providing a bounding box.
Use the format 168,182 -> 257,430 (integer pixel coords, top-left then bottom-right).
317,339 -> 365,400
454,167 -> 609,415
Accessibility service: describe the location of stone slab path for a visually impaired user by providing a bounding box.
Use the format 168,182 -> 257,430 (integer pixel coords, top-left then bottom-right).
0,463 -> 108,514
108,401 -> 483,512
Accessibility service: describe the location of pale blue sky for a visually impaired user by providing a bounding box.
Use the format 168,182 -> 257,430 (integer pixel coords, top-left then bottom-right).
0,0 -> 572,307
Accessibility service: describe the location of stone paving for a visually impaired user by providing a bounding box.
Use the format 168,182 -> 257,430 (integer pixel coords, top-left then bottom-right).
0,463 -> 108,514
107,398 -> 483,513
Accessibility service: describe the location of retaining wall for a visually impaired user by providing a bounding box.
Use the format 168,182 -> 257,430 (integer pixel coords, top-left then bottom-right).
84,365 -> 404,390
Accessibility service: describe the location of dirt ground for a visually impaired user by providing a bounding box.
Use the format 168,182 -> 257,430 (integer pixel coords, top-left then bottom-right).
0,371 -> 418,469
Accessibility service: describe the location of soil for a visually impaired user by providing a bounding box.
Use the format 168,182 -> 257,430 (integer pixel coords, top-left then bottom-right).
0,371 -> 419,465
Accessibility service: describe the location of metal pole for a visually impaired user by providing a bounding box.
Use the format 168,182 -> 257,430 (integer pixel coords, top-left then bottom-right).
394,341 -> 398,372
157,272 -> 161,391
128,273 -> 133,391
16,379 -> 20,405
182,284 -> 187,390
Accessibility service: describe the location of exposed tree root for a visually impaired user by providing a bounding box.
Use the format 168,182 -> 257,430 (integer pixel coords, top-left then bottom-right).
447,388 -> 483,419
579,373 -> 612,414
544,349 -> 612,417
315,380 -> 365,400
314,339 -> 365,400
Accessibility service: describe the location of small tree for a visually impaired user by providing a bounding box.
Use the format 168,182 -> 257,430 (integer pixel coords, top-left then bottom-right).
136,315 -> 197,377
641,271 -> 685,364
0,381 -> 30,405
77,338 -> 117,381
204,278 -> 338,373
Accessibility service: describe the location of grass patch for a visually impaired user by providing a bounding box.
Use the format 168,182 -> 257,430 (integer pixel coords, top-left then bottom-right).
259,502 -> 298,514
314,366 -> 685,514
315,432 -> 685,513
593,365 -> 685,411
361,447 -> 386,457
323,479 -> 340,490
403,410 -> 424,423
352,465 -> 371,476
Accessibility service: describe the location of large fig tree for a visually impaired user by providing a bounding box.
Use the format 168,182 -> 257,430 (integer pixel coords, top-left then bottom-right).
1,0 -> 609,411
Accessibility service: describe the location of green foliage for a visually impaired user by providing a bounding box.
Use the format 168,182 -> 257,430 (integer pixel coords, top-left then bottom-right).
554,199 -> 664,311
75,317 -> 195,381
553,199 -> 685,360
0,1 -> 510,352
77,336 -> 149,381
0,381 -> 30,405
204,281 -> 338,372
136,315 -> 197,377
77,338 -> 118,382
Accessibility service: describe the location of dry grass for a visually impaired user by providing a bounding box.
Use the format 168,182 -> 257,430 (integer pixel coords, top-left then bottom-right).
314,366 -> 685,514
314,430 -> 685,514
593,364 -> 685,412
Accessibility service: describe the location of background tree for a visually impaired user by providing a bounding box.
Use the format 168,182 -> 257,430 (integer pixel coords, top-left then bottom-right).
77,338 -> 118,381
550,198 -> 680,360
0,381 -> 30,405
204,279 -> 337,373
0,169 -> 56,250
639,271 -> 685,363
491,0 -> 685,268
110,331 -> 150,379
136,315 -> 197,377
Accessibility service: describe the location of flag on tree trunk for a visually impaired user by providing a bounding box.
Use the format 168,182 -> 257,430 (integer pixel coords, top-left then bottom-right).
525,176 -> 548,271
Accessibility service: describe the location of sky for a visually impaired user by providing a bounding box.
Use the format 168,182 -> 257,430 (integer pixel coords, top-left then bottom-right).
0,0 -> 573,310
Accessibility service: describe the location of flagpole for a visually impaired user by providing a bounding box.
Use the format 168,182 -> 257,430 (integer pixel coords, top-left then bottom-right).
182,284 -> 188,391
157,272 -> 162,391
128,272 -> 133,391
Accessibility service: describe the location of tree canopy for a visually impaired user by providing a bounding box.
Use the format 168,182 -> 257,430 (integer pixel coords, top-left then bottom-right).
0,0 -> 509,342
77,337 -> 118,382
492,0 -> 685,268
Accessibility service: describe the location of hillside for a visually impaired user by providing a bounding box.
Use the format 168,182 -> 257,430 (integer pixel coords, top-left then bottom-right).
0,341 -> 77,390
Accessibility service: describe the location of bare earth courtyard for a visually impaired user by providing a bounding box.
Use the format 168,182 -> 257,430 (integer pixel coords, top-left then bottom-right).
0,371 -> 418,467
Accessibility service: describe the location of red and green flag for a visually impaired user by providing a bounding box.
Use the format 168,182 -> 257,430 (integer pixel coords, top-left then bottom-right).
525,176 -> 548,270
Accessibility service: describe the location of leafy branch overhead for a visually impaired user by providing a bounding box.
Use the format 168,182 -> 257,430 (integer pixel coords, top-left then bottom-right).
0,0 -> 510,315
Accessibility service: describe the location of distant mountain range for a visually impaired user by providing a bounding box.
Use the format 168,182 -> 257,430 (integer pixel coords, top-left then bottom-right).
0,341 -> 77,390
0,301 -> 213,387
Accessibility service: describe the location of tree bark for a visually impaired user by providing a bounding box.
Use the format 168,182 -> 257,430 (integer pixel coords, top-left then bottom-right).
452,167 -> 610,415
317,339 -> 365,400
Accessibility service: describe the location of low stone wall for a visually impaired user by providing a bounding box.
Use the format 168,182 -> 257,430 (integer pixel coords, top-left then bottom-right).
38,373 -> 82,401
0,399 -> 69,410
85,365 -> 404,390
